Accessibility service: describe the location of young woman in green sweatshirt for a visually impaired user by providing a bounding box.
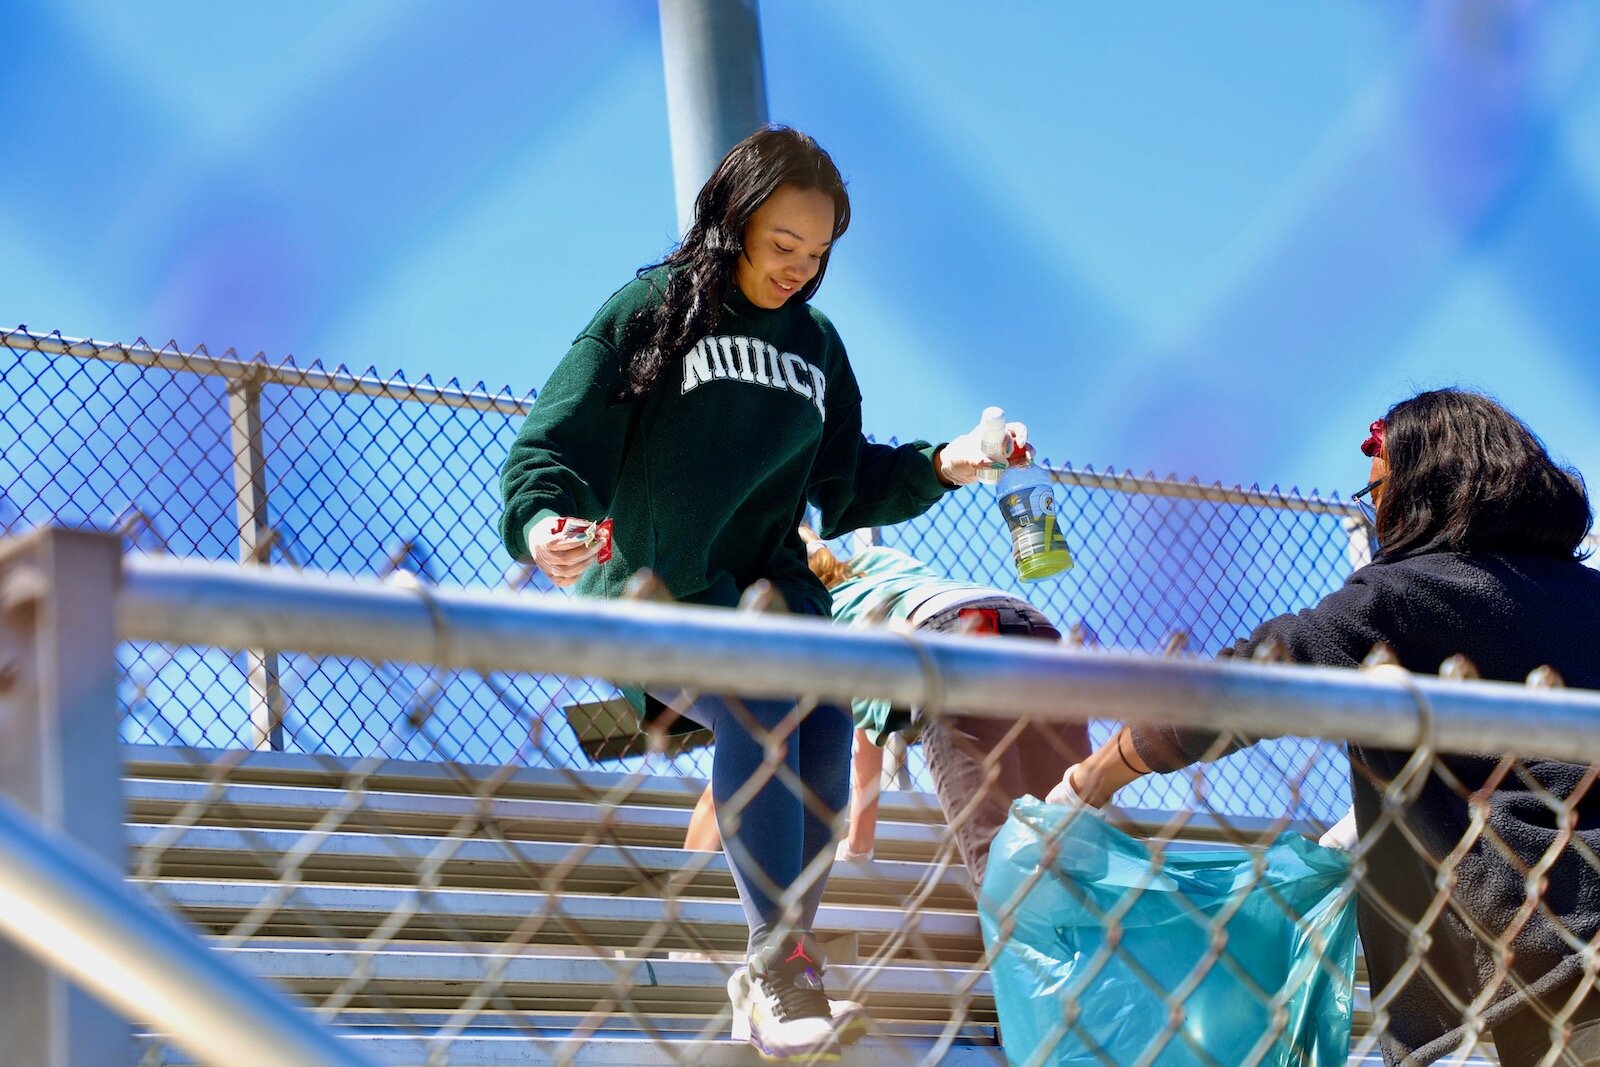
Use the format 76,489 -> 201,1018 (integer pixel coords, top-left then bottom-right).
500,125 -> 1024,1061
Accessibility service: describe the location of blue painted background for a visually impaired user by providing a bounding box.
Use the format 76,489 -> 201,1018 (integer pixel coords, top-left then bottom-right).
6,0 -> 1598,502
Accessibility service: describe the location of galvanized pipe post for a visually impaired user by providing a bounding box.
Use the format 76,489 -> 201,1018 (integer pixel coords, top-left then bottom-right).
226,372 -> 286,751
0,789 -> 380,1067
0,527 -> 131,1066
1344,514 -> 1373,571
658,0 -> 769,235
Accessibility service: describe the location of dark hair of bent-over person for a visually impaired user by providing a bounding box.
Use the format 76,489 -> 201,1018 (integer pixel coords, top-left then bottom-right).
617,125 -> 852,401
1376,388 -> 1592,562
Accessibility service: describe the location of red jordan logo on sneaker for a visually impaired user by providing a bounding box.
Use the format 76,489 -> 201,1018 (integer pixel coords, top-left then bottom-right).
785,943 -> 814,967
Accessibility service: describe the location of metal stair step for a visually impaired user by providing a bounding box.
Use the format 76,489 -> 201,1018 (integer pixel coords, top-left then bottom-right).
125,822 -> 975,909
214,947 -> 994,1024
141,879 -> 988,964
139,1032 -> 1009,1066
122,776 -> 956,863
123,744 -> 1304,845
279,1008 -> 995,1043
123,746 -> 747,813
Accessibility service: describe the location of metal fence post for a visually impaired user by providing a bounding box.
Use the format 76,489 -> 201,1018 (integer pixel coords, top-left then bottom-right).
1343,514 -> 1373,571
658,0 -> 769,235
227,373 -> 285,751
0,526 -> 131,1066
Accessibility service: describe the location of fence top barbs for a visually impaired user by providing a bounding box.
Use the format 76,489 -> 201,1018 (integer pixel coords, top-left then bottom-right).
1049,468 -> 1364,522
2,327 -> 532,417
114,546 -> 1600,768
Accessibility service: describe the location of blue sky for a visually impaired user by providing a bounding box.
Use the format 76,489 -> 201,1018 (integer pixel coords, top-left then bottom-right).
7,0 -> 1600,499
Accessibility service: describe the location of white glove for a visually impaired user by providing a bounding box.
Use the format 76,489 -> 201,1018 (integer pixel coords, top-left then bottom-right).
1046,765 -> 1098,808
938,418 -> 1029,486
835,840 -> 874,863
1318,807 -> 1359,851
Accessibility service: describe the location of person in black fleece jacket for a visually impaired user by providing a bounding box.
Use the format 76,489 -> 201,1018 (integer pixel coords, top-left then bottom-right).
1049,389 -> 1599,1067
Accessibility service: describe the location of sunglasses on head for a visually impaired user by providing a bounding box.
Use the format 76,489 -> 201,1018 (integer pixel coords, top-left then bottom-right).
1353,477 -> 1383,527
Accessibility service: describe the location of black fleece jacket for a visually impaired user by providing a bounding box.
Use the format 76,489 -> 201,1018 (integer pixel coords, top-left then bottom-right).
1130,549 -> 1600,1066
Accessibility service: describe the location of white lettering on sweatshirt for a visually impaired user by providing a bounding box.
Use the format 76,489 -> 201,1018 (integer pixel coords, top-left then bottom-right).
682,336 -> 827,415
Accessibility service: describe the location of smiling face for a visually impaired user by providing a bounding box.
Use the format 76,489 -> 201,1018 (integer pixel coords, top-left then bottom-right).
734,184 -> 837,309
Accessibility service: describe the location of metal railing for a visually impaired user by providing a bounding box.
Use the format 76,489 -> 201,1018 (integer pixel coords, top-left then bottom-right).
0,527 -> 377,1067
118,551 -> 1598,762
6,527 -> 1600,1064
0,792 -> 375,1067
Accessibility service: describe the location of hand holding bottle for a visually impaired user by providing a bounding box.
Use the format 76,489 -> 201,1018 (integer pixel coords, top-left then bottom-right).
938,412 -> 1028,486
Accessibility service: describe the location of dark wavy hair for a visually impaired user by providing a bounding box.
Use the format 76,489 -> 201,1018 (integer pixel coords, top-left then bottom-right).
1375,389 -> 1591,561
619,126 -> 850,399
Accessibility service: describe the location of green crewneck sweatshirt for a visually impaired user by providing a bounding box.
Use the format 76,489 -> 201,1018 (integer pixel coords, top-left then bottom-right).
499,269 -> 956,620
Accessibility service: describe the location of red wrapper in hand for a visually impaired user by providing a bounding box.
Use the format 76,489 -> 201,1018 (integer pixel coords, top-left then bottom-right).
552,517 -> 615,564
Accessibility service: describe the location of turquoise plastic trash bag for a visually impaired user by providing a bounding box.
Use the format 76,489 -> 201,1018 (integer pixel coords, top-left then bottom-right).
978,797 -> 1356,1066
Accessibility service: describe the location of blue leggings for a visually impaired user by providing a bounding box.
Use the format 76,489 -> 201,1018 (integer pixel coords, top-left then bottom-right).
688,693 -> 852,953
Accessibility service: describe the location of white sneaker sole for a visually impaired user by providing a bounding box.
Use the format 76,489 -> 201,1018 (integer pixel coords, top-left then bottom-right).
748,1035 -> 841,1064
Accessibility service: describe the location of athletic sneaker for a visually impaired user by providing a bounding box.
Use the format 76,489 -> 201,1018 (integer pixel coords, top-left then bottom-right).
728,966 -> 869,1047
727,932 -> 867,1060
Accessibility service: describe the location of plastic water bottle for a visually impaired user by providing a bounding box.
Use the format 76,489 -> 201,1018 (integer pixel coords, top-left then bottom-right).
998,447 -> 1074,581
976,406 -> 1007,486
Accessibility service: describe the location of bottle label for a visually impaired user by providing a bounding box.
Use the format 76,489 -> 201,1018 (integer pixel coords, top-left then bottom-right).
1001,486 -> 1070,565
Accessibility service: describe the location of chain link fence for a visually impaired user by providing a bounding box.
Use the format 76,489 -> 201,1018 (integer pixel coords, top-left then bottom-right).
1,328 -> 1370,825
6,536 -> 1597,1065
7,330 -> 1600,1065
